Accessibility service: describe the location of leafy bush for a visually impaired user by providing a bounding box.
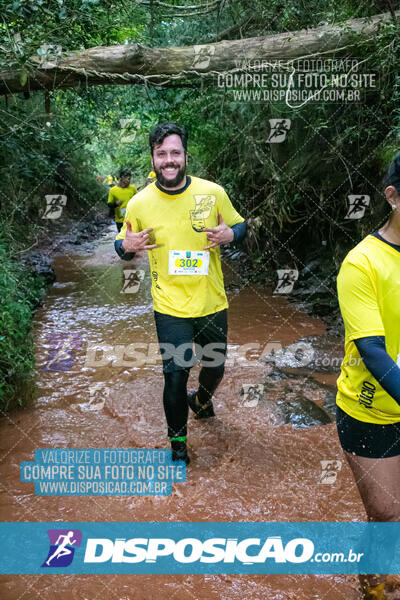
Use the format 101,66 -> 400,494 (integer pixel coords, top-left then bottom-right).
0,242 -> 46,410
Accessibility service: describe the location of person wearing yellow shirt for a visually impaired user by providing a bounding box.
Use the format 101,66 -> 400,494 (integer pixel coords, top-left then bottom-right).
146,170 -> 156,186
107,170 -> 137,232
336,151 -> 400,600
115,122 -> 246,464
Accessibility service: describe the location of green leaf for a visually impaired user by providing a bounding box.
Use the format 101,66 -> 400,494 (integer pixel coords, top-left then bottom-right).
19,68 -> 27,86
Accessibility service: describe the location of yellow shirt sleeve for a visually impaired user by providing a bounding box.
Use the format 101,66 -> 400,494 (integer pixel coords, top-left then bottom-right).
337,257 -> 385,341
217,189 -> 244,227
107,189 -> 115,205
115,199 -> 140,240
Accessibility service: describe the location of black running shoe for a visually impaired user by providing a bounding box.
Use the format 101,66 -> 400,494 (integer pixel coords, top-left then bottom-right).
171,440 -> 190,464
187,391 -> 215,420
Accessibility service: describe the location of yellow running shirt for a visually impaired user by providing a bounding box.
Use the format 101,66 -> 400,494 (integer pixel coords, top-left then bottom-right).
336,234 -> 400,424
108,184 -> 137,223
116,176 -> 244,318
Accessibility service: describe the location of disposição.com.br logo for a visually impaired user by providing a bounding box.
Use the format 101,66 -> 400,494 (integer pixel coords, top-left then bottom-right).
41,529 -> 82,567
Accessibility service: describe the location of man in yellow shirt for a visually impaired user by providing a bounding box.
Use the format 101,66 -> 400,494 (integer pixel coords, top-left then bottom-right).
107,170 -> 137,232
115,123 -> 246,464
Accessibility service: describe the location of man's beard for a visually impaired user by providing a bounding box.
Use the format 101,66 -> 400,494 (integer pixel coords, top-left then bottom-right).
154,163 -> 186,189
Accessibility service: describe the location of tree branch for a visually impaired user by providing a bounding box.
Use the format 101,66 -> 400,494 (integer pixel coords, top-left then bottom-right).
0,10 -> 397,96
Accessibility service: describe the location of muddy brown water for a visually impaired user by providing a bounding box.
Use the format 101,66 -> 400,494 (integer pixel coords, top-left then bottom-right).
0,227 -> 366,599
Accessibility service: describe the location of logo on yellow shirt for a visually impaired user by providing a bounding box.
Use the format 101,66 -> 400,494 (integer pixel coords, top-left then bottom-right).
189,194 -> 216,232
358,380 -> 376,409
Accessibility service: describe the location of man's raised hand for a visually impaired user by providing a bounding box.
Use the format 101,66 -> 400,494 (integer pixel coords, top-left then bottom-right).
122,221 -> 157,252
203,213 -> 234,250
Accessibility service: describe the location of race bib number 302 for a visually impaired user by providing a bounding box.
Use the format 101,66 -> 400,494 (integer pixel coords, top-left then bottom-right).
168,250 -> 209,275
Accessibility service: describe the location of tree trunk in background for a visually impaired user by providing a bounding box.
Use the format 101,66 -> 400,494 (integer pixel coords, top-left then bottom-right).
0,11 -> 397,96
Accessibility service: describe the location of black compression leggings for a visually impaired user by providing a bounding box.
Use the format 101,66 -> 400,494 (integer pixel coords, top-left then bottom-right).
163,364 -> 225,438
154,309 -> 228,438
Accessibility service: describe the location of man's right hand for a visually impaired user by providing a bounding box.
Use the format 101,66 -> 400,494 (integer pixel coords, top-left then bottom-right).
122,221 -> 157,252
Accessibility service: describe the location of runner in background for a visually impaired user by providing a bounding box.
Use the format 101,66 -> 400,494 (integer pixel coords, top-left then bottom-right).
114,122 -> 246,464
336,150 -> 400,600
146,170 -> 156,186
107,170 -> 137,232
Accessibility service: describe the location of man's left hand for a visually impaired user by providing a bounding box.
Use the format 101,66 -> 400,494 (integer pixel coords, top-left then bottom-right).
203,213 -> 234,250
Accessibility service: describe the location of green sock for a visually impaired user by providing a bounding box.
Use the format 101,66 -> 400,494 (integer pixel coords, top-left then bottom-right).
170,436 -> 187,442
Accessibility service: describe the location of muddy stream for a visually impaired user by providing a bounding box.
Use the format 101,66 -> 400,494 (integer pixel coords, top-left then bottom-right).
0,226 -> 366,599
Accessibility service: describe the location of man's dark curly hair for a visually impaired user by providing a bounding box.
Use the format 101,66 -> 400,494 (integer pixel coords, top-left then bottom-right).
149,122 -> 188,155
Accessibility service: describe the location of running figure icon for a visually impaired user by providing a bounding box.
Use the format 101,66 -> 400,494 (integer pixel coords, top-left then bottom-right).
45,531 -> 77,566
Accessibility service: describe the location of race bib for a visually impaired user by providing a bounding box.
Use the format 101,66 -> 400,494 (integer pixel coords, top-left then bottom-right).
120,208 -> 127,216
168,250 -> 209,275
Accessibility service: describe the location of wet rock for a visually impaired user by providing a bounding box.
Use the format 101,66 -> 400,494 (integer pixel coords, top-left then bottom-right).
261,335 -> 344,374
266,369 -> 288,381
284,255 -> 342,328
253,366 -> 336,427
22,251 -> 56,285
261,340 -> 315,370
275,393 -> 333,427
323,390 -> 337,418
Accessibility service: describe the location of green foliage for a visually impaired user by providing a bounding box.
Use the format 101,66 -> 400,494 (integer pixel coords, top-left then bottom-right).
0,0 -> 147,74
0,242 -> 45,410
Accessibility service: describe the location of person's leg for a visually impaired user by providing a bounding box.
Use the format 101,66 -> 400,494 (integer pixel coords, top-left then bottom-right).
344,452 -> 400,523
189,309 -> 227,418
345,451 -> 400,599
162,370 -> 190,438
337,407 -> 400,598
154,311 -> 194,461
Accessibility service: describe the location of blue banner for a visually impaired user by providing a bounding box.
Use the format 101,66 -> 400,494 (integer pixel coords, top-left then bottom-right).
1,522 -> 400,574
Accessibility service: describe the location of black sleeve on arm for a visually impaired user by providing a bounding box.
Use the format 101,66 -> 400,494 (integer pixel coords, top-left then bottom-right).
114,239 -> 135,261
231,221 -> 247,243
354,336 -> 400,406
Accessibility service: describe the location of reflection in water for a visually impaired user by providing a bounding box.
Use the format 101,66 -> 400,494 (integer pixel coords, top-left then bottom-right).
0,227 -> 364,599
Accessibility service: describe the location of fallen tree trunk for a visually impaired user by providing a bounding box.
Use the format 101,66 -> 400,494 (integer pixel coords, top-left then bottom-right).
0,10 -> 397,96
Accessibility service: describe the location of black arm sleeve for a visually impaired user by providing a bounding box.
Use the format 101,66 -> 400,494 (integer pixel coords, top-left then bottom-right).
114,239 -> 135,261
354,336 -> 400,406
231,221 -> 247,243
